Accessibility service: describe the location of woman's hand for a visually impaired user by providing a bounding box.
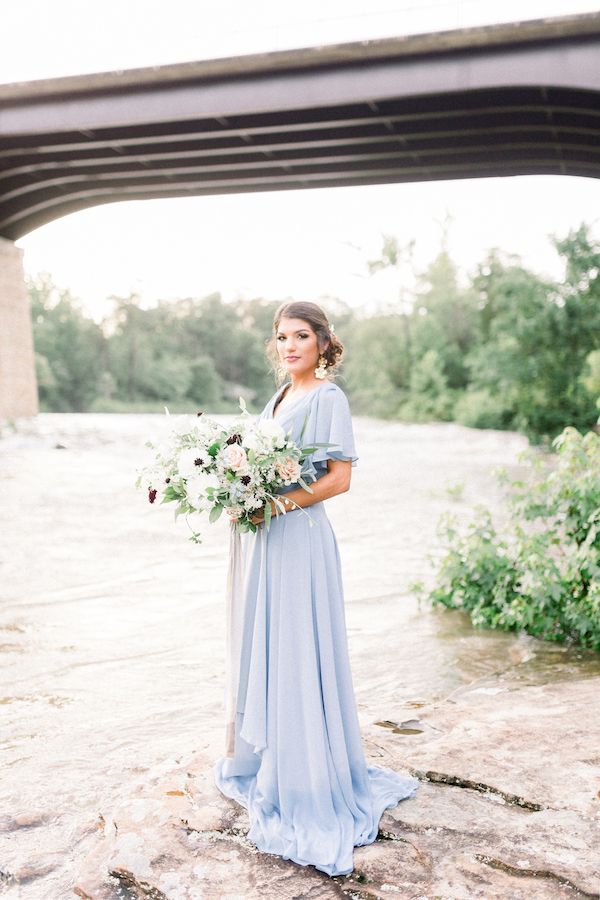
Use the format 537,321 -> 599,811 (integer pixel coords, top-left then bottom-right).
249,501 -> 273,526
249,497 -> 293,526
236,495 -> 297,525
227,502 -> 274,527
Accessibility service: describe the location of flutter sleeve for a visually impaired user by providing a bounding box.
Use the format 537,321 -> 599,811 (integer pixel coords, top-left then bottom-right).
302,383 -> 358,476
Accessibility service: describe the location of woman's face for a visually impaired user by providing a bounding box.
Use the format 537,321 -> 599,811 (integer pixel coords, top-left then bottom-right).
276,316 -> 321,379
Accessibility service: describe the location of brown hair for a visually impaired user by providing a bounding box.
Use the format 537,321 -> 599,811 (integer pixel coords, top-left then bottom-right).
265,301 -> 344,384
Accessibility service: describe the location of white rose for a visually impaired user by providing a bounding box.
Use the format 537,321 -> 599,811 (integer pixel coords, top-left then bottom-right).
185,472 -> 220,510
241,430 -> 262,452
242,420 -> 287,451
256,419 -> 287,447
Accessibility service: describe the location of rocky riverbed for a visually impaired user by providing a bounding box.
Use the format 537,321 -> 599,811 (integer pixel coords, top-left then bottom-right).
1,412 -> 599,899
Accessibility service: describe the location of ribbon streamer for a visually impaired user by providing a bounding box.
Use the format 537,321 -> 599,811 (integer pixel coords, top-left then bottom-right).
224,521 -> 244,757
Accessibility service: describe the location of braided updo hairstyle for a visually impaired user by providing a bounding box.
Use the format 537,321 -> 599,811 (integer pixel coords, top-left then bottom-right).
265,301 -> 344,384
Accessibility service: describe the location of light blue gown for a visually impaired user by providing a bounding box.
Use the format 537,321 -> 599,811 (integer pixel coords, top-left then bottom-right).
212,380 -> 419,876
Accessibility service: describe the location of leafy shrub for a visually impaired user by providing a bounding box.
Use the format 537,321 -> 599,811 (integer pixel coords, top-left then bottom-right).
413,425 -> 600,649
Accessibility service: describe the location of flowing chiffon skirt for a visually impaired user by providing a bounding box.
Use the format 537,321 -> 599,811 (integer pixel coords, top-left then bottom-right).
212,500 -> 419,877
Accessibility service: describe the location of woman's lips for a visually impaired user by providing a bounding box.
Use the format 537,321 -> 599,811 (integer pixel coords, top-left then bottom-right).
286,356 -> 299,361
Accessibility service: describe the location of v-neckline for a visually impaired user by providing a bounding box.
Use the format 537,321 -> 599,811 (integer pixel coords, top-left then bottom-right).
271,381 -> 326,420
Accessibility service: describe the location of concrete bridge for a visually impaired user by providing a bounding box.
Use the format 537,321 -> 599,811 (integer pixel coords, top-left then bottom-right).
1,11 -> 600,417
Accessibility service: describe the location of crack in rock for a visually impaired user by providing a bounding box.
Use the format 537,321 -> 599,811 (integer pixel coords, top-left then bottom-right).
335,870 -> 382,900
182,822 -> 249,840
109,867 -> 168,899
316,873 -> 375,899
475,853 -> 599,898
377,830 -> 432,869
181,822 -> 268,861
337,887 -> 379,900
418,770 -> 545,810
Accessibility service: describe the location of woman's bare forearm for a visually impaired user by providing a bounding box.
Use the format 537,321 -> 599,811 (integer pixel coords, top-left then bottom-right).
272,462 -> 351,514
242,461 -> 352,524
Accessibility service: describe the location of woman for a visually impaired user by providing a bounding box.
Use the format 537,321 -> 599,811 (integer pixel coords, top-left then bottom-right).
212,301 -> 419,877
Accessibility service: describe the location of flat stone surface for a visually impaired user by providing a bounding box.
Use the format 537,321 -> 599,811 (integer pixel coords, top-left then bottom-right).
1,413 -> 599,899
72,676 -> 600,899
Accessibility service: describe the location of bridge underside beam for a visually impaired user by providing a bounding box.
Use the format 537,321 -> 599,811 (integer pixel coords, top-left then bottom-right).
1,15 -> 599,239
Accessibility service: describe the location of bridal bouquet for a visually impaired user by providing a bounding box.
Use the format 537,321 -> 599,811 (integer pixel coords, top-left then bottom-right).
135,398 -> 333,543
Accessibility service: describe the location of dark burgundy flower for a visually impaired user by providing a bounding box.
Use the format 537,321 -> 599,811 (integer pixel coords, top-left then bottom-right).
194,457 -> 204,467
240,475 -> 251,485
148,488 -> 158,504
226,433 -> 242,445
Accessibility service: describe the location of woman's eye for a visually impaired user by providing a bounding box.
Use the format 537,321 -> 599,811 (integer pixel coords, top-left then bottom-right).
277,333 -> 309,340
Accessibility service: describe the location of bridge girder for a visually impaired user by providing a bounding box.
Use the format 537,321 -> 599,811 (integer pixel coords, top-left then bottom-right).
1,12 -> 600,240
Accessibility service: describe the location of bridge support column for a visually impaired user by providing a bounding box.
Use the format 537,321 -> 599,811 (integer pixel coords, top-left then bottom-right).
0,238 -> 38,419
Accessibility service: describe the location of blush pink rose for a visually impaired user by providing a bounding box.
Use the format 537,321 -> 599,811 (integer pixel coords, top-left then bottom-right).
224,444 -> 248,472
276,456 -> 301,483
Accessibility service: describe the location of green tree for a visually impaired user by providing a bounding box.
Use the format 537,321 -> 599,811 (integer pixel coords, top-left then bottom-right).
343,315 -> 409,417
188,355 -> 224,408
103,292 -> 154,402
400,348 -> 454,421
580,349 -> 600,402
411,249 -> 477,390
29,273 -> 105,411
465,228 -> 600,443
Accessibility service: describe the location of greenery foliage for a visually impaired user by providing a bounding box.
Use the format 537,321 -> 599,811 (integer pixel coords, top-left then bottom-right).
30,274 -> 105,412
28,221 -> 600,444
413,425 -> 600,650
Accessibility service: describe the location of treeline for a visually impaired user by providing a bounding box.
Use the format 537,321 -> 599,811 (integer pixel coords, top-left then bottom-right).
30,222 -> 600,445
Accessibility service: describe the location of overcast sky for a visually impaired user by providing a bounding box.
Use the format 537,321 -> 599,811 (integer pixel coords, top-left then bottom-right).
6,0 -> 600,321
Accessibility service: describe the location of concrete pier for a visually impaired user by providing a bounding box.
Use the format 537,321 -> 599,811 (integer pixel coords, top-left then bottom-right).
0,238 -> 37,419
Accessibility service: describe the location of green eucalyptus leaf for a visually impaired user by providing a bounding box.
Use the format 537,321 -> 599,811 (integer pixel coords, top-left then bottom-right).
209,504 -> 224,523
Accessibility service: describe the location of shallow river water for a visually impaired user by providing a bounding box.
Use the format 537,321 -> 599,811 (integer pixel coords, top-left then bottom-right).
1,412 -> 599,898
